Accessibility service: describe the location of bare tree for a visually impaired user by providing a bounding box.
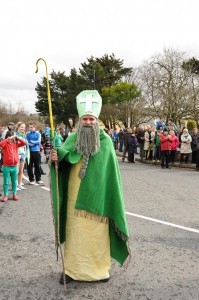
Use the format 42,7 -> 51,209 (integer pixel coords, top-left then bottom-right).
0,99 -> 44,128
134,49 -> 194,124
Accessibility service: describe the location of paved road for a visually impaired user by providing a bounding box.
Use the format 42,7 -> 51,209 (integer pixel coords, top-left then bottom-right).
0,159 -> 198,300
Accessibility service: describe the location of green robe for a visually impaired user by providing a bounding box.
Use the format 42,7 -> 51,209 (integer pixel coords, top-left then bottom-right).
51,128 -> 130,265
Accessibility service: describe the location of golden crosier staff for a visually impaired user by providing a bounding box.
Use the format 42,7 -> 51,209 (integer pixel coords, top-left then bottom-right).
35,58 -> 66,291
35,58 -> 54,138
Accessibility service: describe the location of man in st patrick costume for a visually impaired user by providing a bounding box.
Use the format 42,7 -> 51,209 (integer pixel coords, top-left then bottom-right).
51,90 -> 130,284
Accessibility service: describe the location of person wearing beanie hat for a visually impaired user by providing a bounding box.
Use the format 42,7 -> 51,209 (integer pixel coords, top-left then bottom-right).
50,90 -> 130,285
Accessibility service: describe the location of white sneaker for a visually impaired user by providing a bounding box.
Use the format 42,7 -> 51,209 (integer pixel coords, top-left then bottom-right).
36,180 -> 44,185
21,182 -> 24,186
17,187 -> 21,191
18,185 -> 26,190
29,181 -> 35,185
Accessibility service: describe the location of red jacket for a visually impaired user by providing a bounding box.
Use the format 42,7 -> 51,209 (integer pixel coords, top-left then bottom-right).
0,138 -> 26,166
171,135 -> 179,150
160,134 -> 173,151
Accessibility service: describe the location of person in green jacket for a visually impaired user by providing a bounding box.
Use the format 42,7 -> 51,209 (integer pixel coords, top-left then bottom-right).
50,90 -> 130,285
52,129 -> 63,147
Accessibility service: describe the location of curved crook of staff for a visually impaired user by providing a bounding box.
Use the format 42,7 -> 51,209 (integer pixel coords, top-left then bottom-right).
35,58 -> 54,138
35,58 -> 66,291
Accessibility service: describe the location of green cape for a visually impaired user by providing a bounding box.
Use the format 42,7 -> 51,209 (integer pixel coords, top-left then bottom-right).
50,129 -> 130,265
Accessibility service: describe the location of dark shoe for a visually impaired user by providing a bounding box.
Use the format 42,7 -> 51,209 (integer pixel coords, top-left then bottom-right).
92,277 -> 110,283
161,166 -> 164,169
99,277 -> 109,283
41,172 -> 46,175
59,274 -> 74,285
59,273 -> 109,285
166,166 -> 171,169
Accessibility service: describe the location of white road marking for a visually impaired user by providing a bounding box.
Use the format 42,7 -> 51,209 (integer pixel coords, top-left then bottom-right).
23,173 -> 198,234
22,175 -> 29,181
126,212 -> 199,234
42,187 -> 50,191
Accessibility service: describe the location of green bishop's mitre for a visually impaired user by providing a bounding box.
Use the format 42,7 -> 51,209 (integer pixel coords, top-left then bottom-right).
76,90 -> 102,119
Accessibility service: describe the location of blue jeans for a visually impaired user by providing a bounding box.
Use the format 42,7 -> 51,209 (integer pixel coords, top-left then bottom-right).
119,139 -> 123,152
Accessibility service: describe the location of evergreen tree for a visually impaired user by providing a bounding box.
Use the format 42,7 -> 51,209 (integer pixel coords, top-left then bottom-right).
182,57 -> 199,74
79,53 -> 132,93
35,54 -> 132,124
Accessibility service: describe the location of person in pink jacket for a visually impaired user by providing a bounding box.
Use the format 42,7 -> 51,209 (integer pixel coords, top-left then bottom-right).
169,130 -> 179,164
160,128 -> 173,169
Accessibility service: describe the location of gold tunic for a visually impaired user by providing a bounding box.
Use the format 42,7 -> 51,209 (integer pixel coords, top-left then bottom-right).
64,159 -> 110,281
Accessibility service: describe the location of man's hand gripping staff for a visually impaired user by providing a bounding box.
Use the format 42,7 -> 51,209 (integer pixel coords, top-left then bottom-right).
51,149 -> 58,162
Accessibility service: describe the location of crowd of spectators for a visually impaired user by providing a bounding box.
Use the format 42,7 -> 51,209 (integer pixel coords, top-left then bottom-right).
105,117 -> 199,171
0,122 -> 73,202
1,117 -> 198,202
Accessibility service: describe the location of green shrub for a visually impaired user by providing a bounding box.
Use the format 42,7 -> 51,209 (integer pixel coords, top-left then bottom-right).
187,120 -> 196,131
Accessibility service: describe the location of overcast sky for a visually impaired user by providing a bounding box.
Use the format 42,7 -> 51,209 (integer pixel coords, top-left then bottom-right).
0,0 -> 198,114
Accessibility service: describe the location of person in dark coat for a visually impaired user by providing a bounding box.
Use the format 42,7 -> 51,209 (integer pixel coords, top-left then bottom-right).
127,131 -> 138,163
195,130 -> 199,171
122,127 -> 132,161
136,126 -> 145,160
191,128 -> 198,163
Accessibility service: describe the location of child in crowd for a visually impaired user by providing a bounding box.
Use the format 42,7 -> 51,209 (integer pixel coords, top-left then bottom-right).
54,129 -> 63,147
44,136 -> 51,163
0,131 -> 26,202
127,131 -> 138,163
